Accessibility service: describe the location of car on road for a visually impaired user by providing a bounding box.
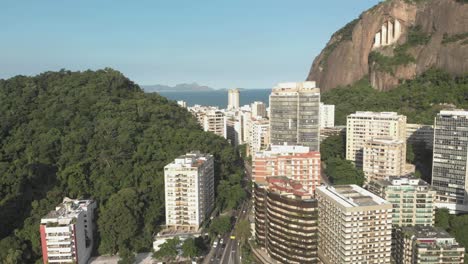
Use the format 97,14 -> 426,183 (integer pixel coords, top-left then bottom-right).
220,238 -> 224,244
213,240 -> 218,248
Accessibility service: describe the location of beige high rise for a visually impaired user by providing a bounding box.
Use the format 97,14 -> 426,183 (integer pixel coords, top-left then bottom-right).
346,111 -> 407,167
363,138 -> 406,183
228,88 -> 240,110
316,185 -> 393,264
269,81 -> 321,151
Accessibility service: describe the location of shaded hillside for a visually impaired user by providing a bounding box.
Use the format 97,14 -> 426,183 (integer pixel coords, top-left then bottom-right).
0,69 -> 244,262
307,0 -> 468,91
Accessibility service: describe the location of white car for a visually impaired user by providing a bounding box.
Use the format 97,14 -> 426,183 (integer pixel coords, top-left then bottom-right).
213,240 -> 218,248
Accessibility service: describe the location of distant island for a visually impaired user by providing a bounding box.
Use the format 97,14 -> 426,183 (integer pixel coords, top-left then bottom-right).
141,82 -> 215,92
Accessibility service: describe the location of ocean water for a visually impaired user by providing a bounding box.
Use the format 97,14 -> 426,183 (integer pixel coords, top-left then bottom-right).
157,89 -> 271,108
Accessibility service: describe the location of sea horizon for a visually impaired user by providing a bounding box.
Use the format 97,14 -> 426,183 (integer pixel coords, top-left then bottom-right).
155,89 -> 271,109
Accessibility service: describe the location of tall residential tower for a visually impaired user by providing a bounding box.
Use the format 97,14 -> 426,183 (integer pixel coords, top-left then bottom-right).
269,82 -> 320,151
432,110 -> 468,213
164,151 -> 214,230
228,88 -> 240,110
316,185 -> 393,264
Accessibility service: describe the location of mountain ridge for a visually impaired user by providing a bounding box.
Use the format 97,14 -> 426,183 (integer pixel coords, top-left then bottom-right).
142,82 -> 214,92
307,0 -> 468,91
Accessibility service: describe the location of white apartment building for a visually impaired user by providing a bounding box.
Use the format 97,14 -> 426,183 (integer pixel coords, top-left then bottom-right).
164,151 -> 214,231
249,118 -> 270,155
432,110 -> 468,213
40,198 -> 96,264
363,138 -> 406,183
177,100 -> 187,108
228,88 -> 240,110
316,185 -> 393,264
188,106 -> 227,138
346,111 -> 407,167
320,103 -> 335,128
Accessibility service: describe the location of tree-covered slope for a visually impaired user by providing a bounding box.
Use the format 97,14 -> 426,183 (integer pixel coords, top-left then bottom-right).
322,69 -> 468,125
0,69 -> 243,263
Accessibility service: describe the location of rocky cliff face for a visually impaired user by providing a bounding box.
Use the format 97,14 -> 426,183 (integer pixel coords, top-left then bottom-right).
307,0 -> 468,91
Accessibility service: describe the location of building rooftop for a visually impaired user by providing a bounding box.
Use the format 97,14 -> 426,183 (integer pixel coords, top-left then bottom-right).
318,185 -> 390,207
265,176 -> 313,199
366,137 -> 405,145
348,111 -> 405,118
439,109 -> 468,118
42,197 -> 94,223
374,177 -> 430,187
255,144 -> 317,158
401,226 -> 453,240
165,151 -> 213,169
271,81 -> 319,93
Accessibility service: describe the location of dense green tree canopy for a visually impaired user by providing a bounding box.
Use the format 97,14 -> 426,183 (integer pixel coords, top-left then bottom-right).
0,69 -> 243,263
320,135 -> 364,186
209,215 -> 232,237
153,237 -> 180,262
322,69 -> 468,125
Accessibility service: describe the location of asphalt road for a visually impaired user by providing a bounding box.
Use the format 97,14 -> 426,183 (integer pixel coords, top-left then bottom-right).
204,160 -> 252,264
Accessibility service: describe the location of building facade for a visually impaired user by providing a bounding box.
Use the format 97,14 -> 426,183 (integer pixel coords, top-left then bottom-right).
189,106 -> 227,138
269,82 -> 320,151
251,101 -> 267,119
316,185 -> 393,264
225,114 -> 243,146
228,88 -> 240,110
319,103 -> 335,128
253,145 -> 320,194
346,111 -> 407,167
394,226 -> 465,264
431,110 -> 468,213
406,123 -> 433,150
249,118 -> 270,155
368,178 -> 436,227
254,177 -> 318,264
363,138 -> 406,183
164,151 -> 214,231
40,198 -> 96,264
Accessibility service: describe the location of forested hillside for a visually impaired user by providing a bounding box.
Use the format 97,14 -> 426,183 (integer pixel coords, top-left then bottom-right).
0,69 -> 244,263
322,69 -> 468,125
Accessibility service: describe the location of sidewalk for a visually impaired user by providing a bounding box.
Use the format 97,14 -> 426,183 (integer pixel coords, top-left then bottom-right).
249,243 -> 277,264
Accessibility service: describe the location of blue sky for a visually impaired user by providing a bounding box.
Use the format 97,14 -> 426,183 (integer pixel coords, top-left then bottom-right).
0,0 -> 380,88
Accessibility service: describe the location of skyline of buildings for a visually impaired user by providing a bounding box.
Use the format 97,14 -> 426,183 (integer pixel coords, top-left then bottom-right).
172,86 -> 468,264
